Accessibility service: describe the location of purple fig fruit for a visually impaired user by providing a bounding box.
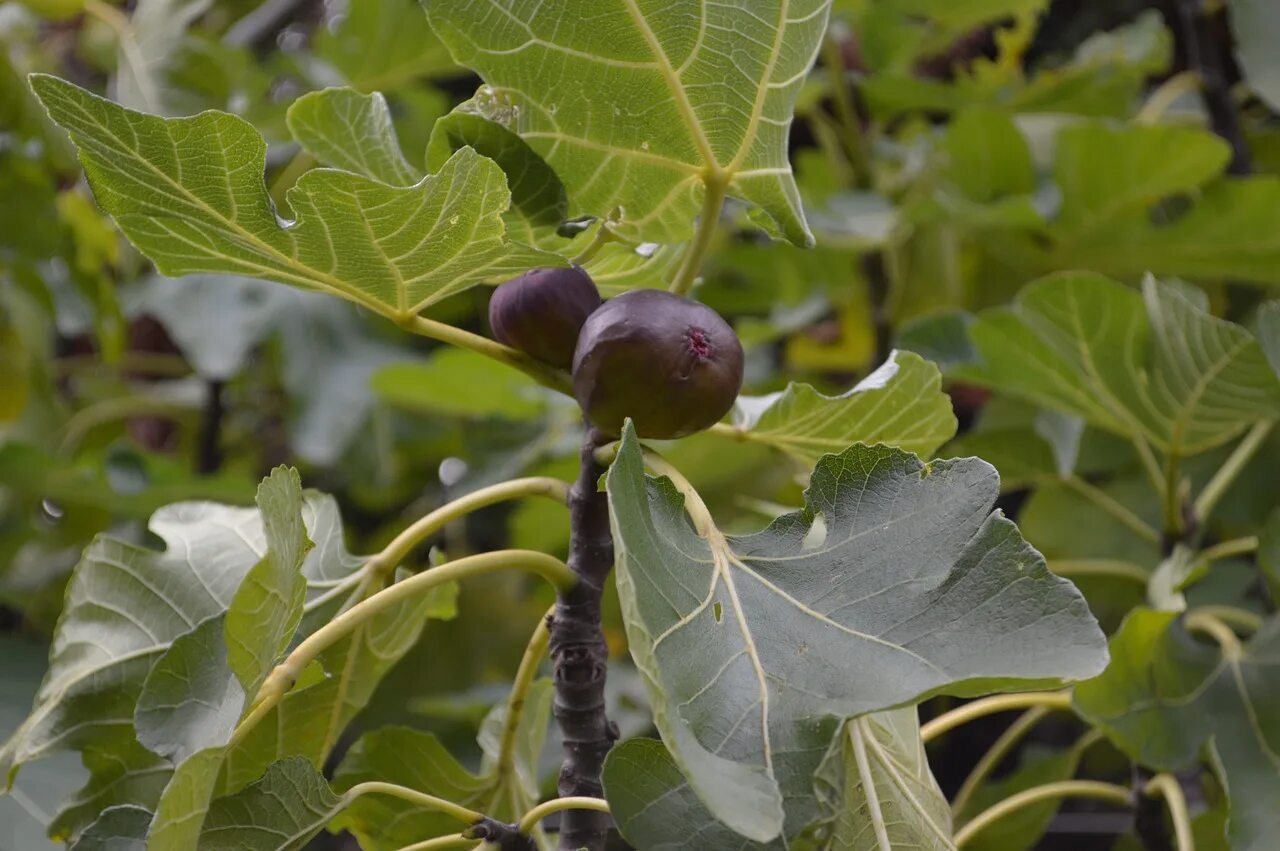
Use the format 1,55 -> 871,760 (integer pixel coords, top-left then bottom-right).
489,266 -> 601,369
572,289 -> 744,439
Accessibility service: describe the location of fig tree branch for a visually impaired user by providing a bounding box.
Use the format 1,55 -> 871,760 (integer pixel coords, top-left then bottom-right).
549,426 -> 617,850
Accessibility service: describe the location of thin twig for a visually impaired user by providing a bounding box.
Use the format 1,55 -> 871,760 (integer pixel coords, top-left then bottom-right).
1195,422 -> 1273,527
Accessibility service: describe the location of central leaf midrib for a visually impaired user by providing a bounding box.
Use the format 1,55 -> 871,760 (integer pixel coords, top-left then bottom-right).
620,0 -> 718,172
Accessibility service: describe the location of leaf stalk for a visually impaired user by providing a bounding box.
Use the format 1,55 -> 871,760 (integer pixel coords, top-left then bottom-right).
343,781 -> 485,826
518,797 -> 611,834
921,692 -> 1073,744
369,478 -> 571,578
231,550 -> 574,749
1143,774 -> 1195,851
954,781 -> 1132,846
1194,422 -> 1274,528
496,607 -> 554,782
669,174 -> 728,297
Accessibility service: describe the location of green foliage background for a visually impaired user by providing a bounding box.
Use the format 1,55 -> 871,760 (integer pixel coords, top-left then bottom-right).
2,0 -> 1280,849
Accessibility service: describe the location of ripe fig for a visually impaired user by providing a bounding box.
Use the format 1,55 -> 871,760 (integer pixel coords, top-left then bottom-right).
488,266 -> 601,369
572,289 -> 744,439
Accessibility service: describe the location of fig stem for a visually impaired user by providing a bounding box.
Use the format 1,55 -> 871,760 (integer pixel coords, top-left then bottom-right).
570,221 -> 622,266
398,313 -> 573,395
549,426 -> 618,850
669,175 -> 728,296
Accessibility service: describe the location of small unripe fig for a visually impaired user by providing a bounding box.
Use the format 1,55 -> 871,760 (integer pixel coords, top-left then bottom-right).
572,289 -> 744,439
489,266 -> 601,368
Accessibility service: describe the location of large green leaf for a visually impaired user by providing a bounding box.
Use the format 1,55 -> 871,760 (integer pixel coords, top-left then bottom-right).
1075,609 -> 1280,851
198,757 -> 342,851
285,88 -> 419,186
727,350 -> 957,464
961,273 -> 1280,457
50,740 -> 168,843
135,469 -> 310,850
68,805 -> 151,851
604,738 -> 779,850
0,469 -> 394,842
29,75 -> 557,321
1051,123 -> 1229,236
424,93 -> 692,289
1,480 -> 306,785
331,680 -> 553,850
426,94 -> 569,247
425,0 -> 829,245
217,580 -> 458,794
1051,179 -> 1280,286
606,424 -> 1106,841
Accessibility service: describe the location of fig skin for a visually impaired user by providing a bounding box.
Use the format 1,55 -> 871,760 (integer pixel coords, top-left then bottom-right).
489,266 -> 601,369
572,289 -> 744,439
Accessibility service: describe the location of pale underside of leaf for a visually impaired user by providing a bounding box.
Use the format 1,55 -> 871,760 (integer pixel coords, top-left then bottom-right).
821,711 -> 955,851
607,424 -> 1107,841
